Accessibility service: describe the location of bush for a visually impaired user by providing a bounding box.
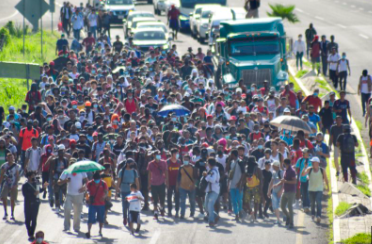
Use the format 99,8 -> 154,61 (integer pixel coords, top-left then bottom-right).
0,27 -> 11,45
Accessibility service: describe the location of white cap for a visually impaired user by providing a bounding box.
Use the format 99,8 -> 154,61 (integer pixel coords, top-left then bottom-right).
75,121 -> 81,129
236,88 -> 242,93
58,144 -> 65,151
310,157 -> 320,163
272,161 -> 280,167
284,108 -> 291,113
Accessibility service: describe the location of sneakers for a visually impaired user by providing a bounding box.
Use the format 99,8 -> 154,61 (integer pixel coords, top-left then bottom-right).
285,219 -> 290,226
123,218 -> 127,226
214,215 -> 220,224
3,214 -> 7,220
85,232 -> 91,239
154,211 -> 159,220
160,210 -> 165,217
196,213 -> 204,220
227,210 -> 233,215
288,223 -> 294,229
263,212 -> 269,218
316,217 -> 321,223
235,215 -> 239,221
276,220 -> 281,225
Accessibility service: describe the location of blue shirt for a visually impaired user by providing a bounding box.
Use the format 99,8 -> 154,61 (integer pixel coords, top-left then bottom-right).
308,113 -> 320,127
295,157 -> 312,182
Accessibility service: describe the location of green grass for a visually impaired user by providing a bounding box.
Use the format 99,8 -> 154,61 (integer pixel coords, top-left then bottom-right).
289,74 -> 301,92
302,59 -> 311,68
340,233 -> 372,244
357,172 -> 370,185
335,202 -> 352,216
0,22 -> 58,111
355,120 -> 363,132
295,70 -> 308,78
356,184 -> 371,197
315,78 -> 332,93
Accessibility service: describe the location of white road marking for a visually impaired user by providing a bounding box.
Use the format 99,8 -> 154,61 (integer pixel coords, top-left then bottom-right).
315,16 -> 324,20
149,229 -> 161,244
360,34 -> 369,39
296,8 -> 304,13
0,10 -> 19,22
337,24 -> 346,29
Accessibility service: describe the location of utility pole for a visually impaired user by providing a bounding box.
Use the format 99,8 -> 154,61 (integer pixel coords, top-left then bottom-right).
40,0 -> 43,58
23,0 -> 25,57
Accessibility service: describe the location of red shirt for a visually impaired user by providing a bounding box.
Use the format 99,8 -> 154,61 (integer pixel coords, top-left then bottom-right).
125,98 -> 137,115
83,37 -> 95,50
299,139 -> 314,150
87,180 -> 108,206
280,90 -> 297,108
303,95 -> 322,112
167,159 -> 181,186
168,8 -> 180,20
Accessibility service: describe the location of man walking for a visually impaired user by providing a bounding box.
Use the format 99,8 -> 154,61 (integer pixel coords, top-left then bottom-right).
24,138 -> 42,174
281,158 -> 297,229
293,34 -> 306,70
166,148 -> 181,217
320,35 -> 329,76
228,149 -> 245,221
244,0 -> 260,18
267,161 -> 283,225
58,159 -> 87,232
329,116 -> 343,176
177,155 -> 196,219
204,158 -> 220,227
358,69 -> 372,116
60,2 -> 72,37
328,48 -> 341,89
295,148 -> 311,213
336,125 -> 358,184
305,23 -> 317,59
310,35 -> 321,75
72,8 -> 84,41
336,52 -> 351,91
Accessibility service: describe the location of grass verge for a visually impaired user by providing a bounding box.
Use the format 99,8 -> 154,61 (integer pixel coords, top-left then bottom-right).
340,233 -> 372,244
356,184 -> 371,197
289,74 -> 301,93
357,172 -> 370,185
295,70 -> 308,78
335,202 -> 351,216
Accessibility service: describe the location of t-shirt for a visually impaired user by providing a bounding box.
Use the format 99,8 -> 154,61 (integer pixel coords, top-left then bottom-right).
25,147 -> 42,171
319,107 -> 333,127
0,149 -> 10,168
295,158 -> 312,183
333,99 -> 350,123
118,168 -> 138,193
147,160 -> 167,186
87,180 -> 108,206
56,38 -> 69,51
308,113 -> 320,128
127,191 -> 144,212
113,41 -> 124,52
330,124 -> 343,146
0,162 -> 20,187
337,133 -> 357,157
82,37 -> 95,51
60,172 -> 87,195
303,95 -> 322,112
272,170 -> 283,193
194,159 -> 207,180
314,142 -> 329,168
167,159 -> 181,186
19,128 -> 39,151
283,166 -> 296,193
229,160 -> 243,189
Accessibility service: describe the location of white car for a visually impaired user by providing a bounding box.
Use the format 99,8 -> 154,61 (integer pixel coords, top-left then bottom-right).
124,11 -> 155,36
153,0 -> 168,15
189,4 -> 221,39
136,21 -> 169,38
104,0 -> 135,24
132,27 -> 172,51
195,6 -> 222,43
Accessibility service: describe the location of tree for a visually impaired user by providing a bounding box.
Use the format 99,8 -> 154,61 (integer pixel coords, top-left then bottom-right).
267,4 -> 299,23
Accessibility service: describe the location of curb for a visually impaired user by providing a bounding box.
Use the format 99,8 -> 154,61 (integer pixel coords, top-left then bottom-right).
287,65 -> 372,243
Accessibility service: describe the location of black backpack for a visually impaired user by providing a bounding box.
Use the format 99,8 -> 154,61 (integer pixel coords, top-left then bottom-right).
342,134 -> 355,154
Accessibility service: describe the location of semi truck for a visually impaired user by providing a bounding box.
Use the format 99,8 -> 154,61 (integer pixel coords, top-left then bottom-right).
212,17 -> 289,90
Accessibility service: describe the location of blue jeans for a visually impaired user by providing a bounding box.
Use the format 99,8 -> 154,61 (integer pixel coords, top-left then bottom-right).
204,191 -> 219,223
229,188 -> 243,215
73,29 -> 81,41
309,191 -> 323,217
296,52 -> 303,69
121,191 -> 130,219
300,181 -> 310,208
89,26 -> 97,39
179,188 -> 195,217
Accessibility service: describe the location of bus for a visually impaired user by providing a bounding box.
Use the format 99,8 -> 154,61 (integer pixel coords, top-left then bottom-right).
177,0 -> 227,31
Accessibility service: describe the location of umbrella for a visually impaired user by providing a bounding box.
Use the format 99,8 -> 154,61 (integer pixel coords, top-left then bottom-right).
157,104 -> 190,117
112,65 -> 126,74
270,115 -> 312,134
64,160 -> 105,174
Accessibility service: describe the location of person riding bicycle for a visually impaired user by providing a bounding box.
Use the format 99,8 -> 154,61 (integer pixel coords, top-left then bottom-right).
167,5 -> 180,40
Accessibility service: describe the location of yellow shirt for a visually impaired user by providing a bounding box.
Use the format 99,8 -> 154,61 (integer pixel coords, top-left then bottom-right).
102,174 -> 113,197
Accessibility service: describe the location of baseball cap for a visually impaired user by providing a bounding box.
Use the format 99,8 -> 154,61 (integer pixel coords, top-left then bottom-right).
310,157 -> 320,163
58,144 -> 65,151
85,101 -> 92,107
272,161 -> 280,167
9,106 -> 15,111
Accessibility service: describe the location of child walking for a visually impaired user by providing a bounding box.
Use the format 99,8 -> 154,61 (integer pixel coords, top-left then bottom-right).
126,183 -> 144,235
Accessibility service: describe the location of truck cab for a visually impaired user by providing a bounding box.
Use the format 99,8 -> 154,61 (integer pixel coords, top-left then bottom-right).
212,18 -> 288,90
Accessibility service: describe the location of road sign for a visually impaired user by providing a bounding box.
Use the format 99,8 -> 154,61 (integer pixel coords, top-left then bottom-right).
50,0 -> 55,13
0,62 -> 40,80
15,0 -> 50,31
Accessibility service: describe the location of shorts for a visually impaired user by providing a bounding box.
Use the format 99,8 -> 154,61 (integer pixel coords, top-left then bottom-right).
244,186 -> 261,205
195,180 -> 206,198
220,179 -> 228,194
169,19 -> 179,31
1,184 -> 17,199
129,210 -> 140,224
271,192 -> 281,210
151,184 -> 165,202
88,205 -> 105,224
333,147 -> 340,159
311,56 -> 320,63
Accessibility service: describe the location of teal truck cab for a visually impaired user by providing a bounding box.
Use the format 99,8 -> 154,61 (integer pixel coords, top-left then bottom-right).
212,17 -> 288,90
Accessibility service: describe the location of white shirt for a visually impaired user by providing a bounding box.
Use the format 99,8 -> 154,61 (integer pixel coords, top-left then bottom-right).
328,53 -> 340,70
360,75 -> 371,94
293,40 -> 306,54
128,191 -> 144,212
60,172 -> 87,195
72,12 -> 84,30
26,147 -> 42,172
338,59 -> 348,72
216,154 -> 227,170
88,13 -> 98,27
205,166 -> 220,194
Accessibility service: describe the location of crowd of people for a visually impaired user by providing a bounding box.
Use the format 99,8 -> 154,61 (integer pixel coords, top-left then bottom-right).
0,2 -> 363,244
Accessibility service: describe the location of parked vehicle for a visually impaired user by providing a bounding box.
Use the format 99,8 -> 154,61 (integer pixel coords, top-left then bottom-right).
132,27 -> 173,51
123,11 -> 155,37
104,0 -> 135,24
189,4 -> 221,39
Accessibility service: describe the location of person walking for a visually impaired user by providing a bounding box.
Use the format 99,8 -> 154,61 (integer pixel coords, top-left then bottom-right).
24,138 -> 42,174
60,2 -> 72,37
177,154 -> 196,219
86,172 -> 108,238
305,23 -> 317,59
243,156 -> 262,223
58,159 -> 87,232
167,5 -> 180,40
310,35 -> 321,75
88,9 -> 98,40
227,149 -> 245,221
267,161 -> 283,225
72,8 -> 84,41
329,116 -> 343,176
165,148 -> 181,217
320,35 -> 329,76
147,151 -> 167,219
301,157 -> 329,223
328,48 -> 340,88
281,158 -> 297,229
336,125 -> 358,184
203,158 -> 220,227
336,52 -> 351,91
0,153 -> 20,220
116,158 -> 139,226
358,69 -> 372,116
244,0 -> 260,18
333,90 -> 352,124
22,171 -> 48,242
295,148 -> 311,213
126,183 -> 144,235
293,34 -> 306,70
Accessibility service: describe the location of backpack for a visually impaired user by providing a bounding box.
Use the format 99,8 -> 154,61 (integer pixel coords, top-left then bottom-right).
21,128 -> 37,137
342,134 -> 355,154
309,167 -> 324,177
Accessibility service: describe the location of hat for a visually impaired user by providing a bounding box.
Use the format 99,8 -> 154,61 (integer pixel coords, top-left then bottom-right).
310,157 -> 320,163
58,144 -> 65,151
71,100 -> 78,105
272,161 -> 280,167
75,121 -> 82,129
229,116 -> 237,121
85,101 -> 92,107
207,114 -> 213,119
330,91 -> 335,96
92,132 -> 98,137
69,139 -> 77,146
284,108 -> 291,113
9,106 -> 15,111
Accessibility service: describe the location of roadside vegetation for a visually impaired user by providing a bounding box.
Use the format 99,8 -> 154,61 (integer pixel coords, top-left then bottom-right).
335,202 -> 351,216
341,233 -> 372,244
